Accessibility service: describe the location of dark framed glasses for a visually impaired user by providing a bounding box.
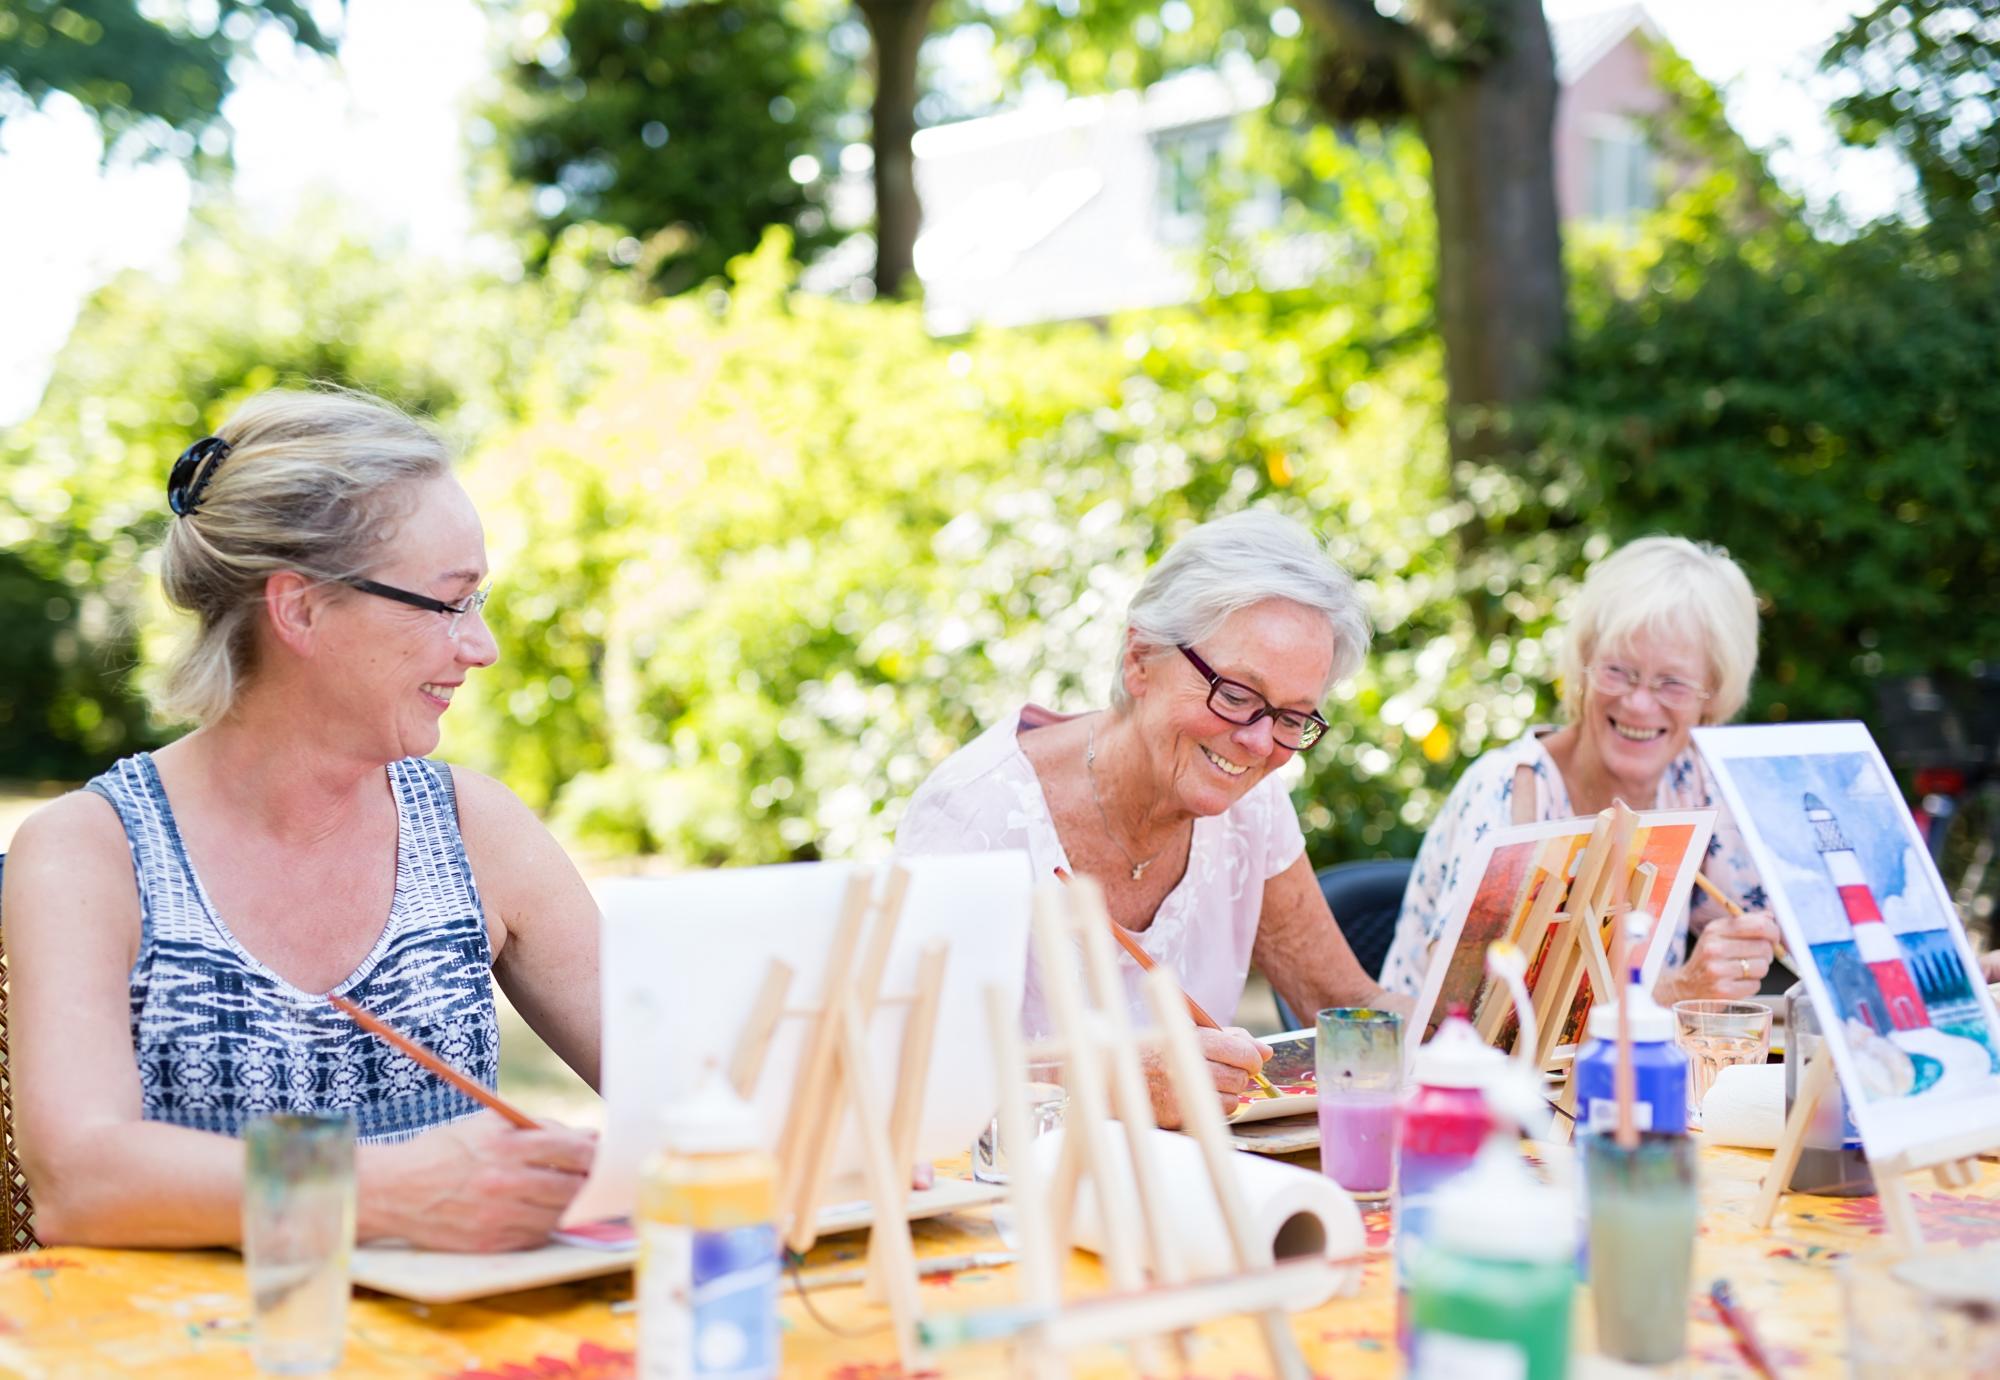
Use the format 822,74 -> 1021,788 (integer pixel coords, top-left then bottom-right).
1178,645 -> 1329,750
344,578 -> 491,640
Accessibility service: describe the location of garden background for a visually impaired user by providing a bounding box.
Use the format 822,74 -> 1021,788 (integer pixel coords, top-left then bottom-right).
2,1 -> 1995,1100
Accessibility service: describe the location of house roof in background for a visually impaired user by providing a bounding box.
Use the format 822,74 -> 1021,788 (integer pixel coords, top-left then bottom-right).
1551,4 -> 1660,84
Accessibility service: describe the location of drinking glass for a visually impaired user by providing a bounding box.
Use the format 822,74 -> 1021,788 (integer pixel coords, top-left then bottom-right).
243,1114 -> 357,1376
973,1060 -> 1067,1185
1583,1132 -> 1698,1365
1315,1007 -> 1402,1203
1784,982 -> 1872,1196
1672,999 -> 1772,1125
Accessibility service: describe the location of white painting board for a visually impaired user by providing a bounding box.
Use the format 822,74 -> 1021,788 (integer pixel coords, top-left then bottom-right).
1406,809 -> 1714,1066
1696,722 -> 2000,1164
563,852 -> 1031,1226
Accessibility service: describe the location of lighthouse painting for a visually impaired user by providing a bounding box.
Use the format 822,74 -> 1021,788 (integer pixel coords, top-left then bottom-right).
1697,722 -> 2000,1162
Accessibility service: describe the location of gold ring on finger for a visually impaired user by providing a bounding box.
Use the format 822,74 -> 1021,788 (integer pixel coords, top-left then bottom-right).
1739,957 -> 1750,980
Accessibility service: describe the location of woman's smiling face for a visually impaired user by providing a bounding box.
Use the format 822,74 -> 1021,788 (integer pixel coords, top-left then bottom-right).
1574,624 -> 1712,787
1128,598 -> 1335,819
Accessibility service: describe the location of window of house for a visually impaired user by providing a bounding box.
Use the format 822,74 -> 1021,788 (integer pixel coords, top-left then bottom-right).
1585,118 -> 1657,222
1154,120 -> 1280,243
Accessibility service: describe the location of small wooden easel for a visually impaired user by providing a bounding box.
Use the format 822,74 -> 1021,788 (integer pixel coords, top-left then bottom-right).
1752,1049 -> 1994,1254
1470,803 -> 1653,1077
726,863 -> 983,1367
965,878 -> 1349,1379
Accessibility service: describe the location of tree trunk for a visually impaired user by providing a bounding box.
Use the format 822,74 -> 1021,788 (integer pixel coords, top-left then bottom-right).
856,0 -> 936,299
1302,0 -> 1566,470
1411,0 -> 1566,466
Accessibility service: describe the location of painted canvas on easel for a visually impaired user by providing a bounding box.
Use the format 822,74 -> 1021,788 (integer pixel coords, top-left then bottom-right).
1697,722 -> 2000,1161
1408,810 -> 1715,1061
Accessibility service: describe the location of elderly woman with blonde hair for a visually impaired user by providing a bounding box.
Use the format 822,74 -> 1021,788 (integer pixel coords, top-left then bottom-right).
1380,535 -> 1782,1004
897,510 -> 1410,1127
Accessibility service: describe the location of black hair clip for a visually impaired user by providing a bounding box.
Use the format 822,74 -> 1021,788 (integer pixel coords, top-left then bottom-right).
167,436 -> 233,517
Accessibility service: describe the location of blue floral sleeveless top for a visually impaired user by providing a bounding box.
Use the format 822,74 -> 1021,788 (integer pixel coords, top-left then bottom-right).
86,754 -> 501,1144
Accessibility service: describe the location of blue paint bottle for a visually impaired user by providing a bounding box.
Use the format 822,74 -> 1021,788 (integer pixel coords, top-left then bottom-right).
1573,953 -> 1686,1138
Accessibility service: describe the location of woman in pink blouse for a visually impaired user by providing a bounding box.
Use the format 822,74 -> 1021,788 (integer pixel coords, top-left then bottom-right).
897,511 -> 1409,1127
1380,536 -> 1783,1004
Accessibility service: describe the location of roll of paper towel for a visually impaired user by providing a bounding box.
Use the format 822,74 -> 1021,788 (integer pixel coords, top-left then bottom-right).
1701,1062 -> 1784,1149
1030,1123 -> 1363,1308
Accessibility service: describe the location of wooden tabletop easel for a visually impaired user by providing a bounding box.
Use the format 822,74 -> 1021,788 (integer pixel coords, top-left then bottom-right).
1752,1045 -> 1995,1255
724,863 -> 997,1367
959,878 -> 1350,1379
1470,803 -> 1653,1086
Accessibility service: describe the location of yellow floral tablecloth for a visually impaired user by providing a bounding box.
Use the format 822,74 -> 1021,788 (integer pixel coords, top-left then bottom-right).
5,1142 -> 1997,1379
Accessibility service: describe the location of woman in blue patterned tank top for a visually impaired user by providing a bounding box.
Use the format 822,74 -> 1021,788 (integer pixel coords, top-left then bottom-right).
4,390 -> 604,1252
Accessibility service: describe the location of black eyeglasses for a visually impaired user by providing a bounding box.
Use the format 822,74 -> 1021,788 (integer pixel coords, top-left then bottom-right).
1178,645 -> 1329,750
344,578 -> 491,640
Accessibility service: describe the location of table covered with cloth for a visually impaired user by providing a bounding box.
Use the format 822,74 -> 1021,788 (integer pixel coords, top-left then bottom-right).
4,1142 -> 1998,1379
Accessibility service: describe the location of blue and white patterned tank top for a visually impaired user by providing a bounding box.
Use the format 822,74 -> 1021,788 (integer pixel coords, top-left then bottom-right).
87,753 -> 501,1145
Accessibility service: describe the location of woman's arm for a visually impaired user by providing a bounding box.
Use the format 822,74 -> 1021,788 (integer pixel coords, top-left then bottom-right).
1253,854 -> 1413,1023
453,766 -> 602,1090
5,793 -> 255,1245
7,791 -> 597,1252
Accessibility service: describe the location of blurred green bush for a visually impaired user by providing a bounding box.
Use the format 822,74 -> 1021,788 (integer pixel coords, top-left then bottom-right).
4,136 -> 1992,871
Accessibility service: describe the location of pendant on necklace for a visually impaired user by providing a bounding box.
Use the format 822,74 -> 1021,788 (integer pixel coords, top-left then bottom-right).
1130,861 -> 1149,881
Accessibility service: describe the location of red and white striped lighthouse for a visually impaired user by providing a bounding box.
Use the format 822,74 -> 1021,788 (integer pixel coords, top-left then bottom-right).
1806,792 -> 1929,1032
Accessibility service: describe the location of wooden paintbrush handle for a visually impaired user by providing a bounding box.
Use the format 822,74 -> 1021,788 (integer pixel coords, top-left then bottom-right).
329,994 -> 539,1130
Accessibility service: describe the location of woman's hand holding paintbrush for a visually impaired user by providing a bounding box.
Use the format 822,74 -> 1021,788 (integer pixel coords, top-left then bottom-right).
331,994 -> 598,1252
1055,866 -> 1281,1115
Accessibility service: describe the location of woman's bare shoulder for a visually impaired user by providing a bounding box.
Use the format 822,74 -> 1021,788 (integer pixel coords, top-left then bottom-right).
3,789 -> 141,942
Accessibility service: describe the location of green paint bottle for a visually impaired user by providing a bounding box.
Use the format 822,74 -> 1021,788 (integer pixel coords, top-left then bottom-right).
1407,1133 -> 1575,1380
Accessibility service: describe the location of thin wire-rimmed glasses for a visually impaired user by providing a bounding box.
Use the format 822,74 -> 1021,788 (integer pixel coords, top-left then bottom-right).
343,578 -> 491,639
1178,645 -> 1330,750
1588,660 -> 1711,711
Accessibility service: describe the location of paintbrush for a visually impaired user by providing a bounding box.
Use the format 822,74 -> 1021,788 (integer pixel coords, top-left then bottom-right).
1055,867 -> 1282,1099
1693,873 -> 1801,977
329,994 -> 540,1129
1610,904 -> 1638,1150
1709,1278 -> 1780,1378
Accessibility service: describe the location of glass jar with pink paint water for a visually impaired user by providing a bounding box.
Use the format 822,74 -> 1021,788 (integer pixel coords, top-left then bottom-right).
1316,1007 -> 1403,1203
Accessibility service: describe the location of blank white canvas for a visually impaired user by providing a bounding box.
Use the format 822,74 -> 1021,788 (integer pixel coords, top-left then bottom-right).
563,852 -> 1032,1225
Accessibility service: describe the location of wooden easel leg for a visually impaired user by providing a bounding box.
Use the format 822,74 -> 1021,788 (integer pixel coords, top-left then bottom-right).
729,959 -> 795,1099
776,872 -> 874,1245
1754,1051 -> 1835,1229
1142,967 -> 1309,1380
1032,889 -> 1174,1376
789,868 -> 914,1253
1874,1160 -> 1926,1255
836,1000 -> 927,1367
865,940 -> 949,1302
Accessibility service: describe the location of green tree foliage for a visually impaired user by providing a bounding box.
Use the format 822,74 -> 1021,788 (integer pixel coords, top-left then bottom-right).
0,0 -> 333,156
496,0 -> 849,293
1823,1 -> 2000,230
0,204 -> 618,775
454,178 -> 1583,866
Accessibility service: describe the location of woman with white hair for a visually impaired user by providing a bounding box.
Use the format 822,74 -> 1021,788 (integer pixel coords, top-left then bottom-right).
897,510 -> 1409,1126
4,390 -> 601,1251
1379,535 -> 1782,1004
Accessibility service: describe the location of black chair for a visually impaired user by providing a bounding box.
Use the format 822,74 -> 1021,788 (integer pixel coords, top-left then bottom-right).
1269,858 -> 1415,1031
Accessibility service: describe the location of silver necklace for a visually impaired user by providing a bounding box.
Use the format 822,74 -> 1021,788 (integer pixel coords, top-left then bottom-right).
1086,721 -> 1164,881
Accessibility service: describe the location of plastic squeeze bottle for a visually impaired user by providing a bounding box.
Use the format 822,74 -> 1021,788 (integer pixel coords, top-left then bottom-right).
638,1070 -> 782,1380
1572,920 -> 1689,1137
1394,1010 -> 1506,1323
1407,1089 -> 1576,1380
